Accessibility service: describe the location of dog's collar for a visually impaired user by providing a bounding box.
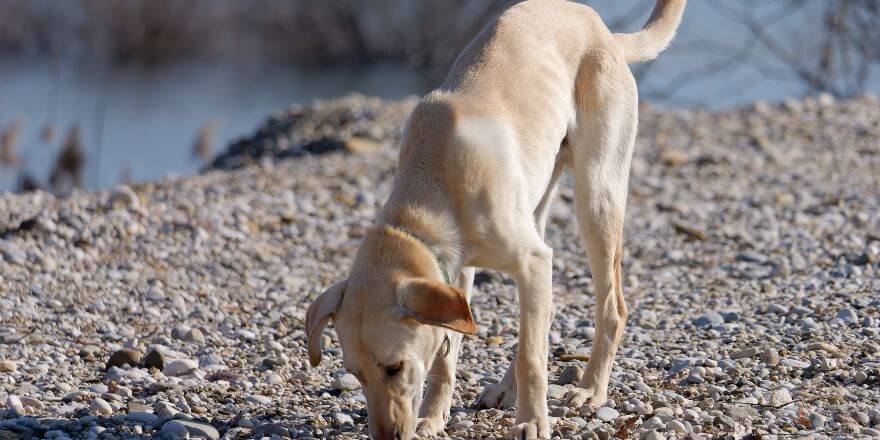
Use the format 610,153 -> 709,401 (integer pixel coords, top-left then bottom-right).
386,224 -> 452,285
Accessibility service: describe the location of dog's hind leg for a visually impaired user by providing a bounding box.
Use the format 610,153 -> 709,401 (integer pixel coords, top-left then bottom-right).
418,266 -> 476,437
563,58 -> 637,409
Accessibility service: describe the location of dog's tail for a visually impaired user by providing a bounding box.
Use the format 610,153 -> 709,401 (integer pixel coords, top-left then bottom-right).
612,0 -> 686,63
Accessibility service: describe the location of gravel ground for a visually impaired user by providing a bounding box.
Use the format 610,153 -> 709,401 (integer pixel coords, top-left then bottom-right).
1,93 -> 879,440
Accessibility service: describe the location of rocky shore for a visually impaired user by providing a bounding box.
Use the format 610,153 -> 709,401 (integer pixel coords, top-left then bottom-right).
1,94 -> 879,439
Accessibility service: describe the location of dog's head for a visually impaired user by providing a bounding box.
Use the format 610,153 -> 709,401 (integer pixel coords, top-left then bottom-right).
305,227 -> 477,440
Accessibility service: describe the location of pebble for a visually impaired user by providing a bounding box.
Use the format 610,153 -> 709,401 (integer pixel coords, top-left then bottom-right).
5,395 -> 25,417
0,360 -> 16,373
246,395 -> 273,405
126,411 -> 158,423
332,373 -> 361,391
837,308 -> 859,324
163,359 -> 198,376
332,412 -> 354,426
596,407 -> 619,421
810,412 -> 827,429
556,365 -> 583,385
142,349 -> 165,370
106,349 -> 141,370
761,348 -> 780,366
769,388 -> 793,407
693,312 -> 724,328
161,420 -> 219,440
730,347 -> 757,360
89,398 -> 113,415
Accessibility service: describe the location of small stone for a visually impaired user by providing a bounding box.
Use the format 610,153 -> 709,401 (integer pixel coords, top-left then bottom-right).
769,388 -> 793,407
807,342 -> 841,355
644,429 -> 666,440
89,398 -> 113,415
142,349 -> 165,370
666,420 -> 687,434
246,395 -> 273,405
693,313 -> 724,328
344,136 -> 381,155
126,411 -> 158,423
761,348 -> 780,366
109,185 -> 140,210
596,407 -> 619,422
106,349 -> 142,370
332,373 -> 360,391
556,365 -> 583,385
162,420 -> 219,440
332,412 -> 354,427
660,149 -> 688,166
730,347 -> 757,360
547,384 -> 567,399
558,353 -> 590,362
836,308 -> 859,324
255,423 -> 290,438
854,371 -> 868,384
452,420 -> 474,430
163,359 -> 198,376
5,395 -> 25,417
186,328 -> 205,344
0,360 -> 16,373
486,336 -> 504,345
810,413 -> 827,429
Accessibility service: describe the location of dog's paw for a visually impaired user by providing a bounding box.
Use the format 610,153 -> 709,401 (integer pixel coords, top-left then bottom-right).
476,380 -> 517,409
563,385 -> 608,409
563,387 -> 594,408
416,416 -> 447,438
509,419 -> 550,440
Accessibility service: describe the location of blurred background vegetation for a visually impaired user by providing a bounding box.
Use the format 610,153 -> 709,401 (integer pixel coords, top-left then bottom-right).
1,0 -> 878,192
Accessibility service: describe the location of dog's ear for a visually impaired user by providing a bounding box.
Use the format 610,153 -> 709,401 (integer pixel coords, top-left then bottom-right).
398,278 -> 478,335
305,280 -> 346,367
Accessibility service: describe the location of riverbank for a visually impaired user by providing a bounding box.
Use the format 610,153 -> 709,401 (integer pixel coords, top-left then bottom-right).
1,94 -> 879,439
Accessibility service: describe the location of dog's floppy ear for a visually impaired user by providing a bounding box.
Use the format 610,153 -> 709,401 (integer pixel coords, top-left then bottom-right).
398,278 -> 478,335
305,280 -> 346,367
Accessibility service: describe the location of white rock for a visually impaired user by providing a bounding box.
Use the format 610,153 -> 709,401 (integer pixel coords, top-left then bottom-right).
89,397 -> 113,415
332,373 -> 361,391
163,359 -> 198,376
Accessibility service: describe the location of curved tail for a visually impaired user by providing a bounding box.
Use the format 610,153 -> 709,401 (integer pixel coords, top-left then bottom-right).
613,0 -> 686,63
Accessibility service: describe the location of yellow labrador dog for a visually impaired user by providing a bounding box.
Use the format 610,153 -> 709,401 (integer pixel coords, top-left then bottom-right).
306,0 -> 685,438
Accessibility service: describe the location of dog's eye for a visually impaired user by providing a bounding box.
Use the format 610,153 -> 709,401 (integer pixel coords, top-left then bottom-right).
384,363 -> 403,378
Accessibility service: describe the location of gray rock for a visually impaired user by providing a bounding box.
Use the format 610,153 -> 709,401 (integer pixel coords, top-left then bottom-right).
556,365 -> 583,385
162,420 -> 220,440
693,313 -> 724,328
837,308 -> 859,324
332,373 -> 360,391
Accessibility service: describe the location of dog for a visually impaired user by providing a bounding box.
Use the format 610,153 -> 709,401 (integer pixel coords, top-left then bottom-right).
306,1 -> 685,438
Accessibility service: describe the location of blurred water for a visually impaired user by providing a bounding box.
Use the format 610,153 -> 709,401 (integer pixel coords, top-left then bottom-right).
0,60 -> 427,191
1,0 -> 878,192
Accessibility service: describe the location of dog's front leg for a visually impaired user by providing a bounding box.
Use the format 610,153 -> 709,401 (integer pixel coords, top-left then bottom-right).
510,243 -> 554,440
418,267 -> 475,437
418,332 -> 462,436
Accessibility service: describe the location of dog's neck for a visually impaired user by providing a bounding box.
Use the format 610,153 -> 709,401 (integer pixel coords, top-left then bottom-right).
378,206 -> 463,285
